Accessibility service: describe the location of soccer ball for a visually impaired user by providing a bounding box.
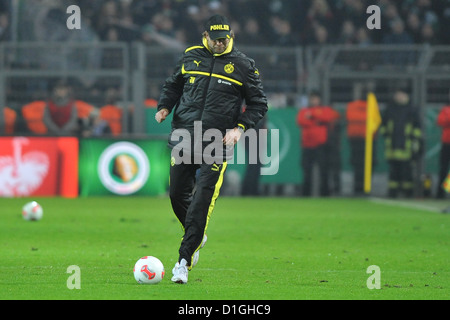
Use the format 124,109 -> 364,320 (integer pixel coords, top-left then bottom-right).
133,256 -> 165,284
22,201 -> 43,221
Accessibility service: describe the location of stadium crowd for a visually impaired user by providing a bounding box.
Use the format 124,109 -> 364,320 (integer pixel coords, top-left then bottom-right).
1,0 -> 450,46
1,0 -> 449,200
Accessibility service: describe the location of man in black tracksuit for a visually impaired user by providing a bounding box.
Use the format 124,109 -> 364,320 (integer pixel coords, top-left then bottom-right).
155,15 -> 268,284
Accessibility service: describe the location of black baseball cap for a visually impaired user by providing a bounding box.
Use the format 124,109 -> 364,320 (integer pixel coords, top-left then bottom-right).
204,14 -> 231,40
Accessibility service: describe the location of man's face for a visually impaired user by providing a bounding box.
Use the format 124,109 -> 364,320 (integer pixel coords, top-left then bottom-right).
394,91 -> 409,105
309,95 -> 321,106
205,33 -> 230,54
52,87 -> 71,106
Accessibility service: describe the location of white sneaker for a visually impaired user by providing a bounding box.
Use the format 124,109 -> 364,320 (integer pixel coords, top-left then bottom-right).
191,234 -> 208,268
171,259 -> 188,284
192,251 -> 200,268
201,234 -> 208,249
172,261 -> 179,274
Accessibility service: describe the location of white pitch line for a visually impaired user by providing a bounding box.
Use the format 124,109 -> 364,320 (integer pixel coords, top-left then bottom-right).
369,197 -> 444,213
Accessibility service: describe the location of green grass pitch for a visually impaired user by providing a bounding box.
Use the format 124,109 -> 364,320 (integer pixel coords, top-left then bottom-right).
0,197 -> 448,300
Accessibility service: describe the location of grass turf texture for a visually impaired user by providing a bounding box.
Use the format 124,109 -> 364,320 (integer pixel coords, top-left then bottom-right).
0,197 -> 448,300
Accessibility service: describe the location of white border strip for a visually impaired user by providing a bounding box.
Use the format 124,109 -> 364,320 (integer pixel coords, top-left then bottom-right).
369,197 -> 444,213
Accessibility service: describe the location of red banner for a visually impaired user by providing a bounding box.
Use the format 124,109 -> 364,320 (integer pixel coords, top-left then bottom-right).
0,137 -> 79,197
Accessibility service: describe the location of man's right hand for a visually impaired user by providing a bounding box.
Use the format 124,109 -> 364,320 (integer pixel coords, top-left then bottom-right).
155,108 -> 169,123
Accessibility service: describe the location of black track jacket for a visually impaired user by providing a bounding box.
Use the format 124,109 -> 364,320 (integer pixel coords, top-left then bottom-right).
157,37 -> 268,159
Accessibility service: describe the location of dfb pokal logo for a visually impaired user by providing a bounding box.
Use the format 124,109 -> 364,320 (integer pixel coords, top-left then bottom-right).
98,142 -> 150,195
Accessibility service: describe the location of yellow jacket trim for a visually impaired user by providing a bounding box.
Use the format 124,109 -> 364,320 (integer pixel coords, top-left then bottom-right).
185,45 -> 204,53
181,65 -> 243,86
211,73 -> 243,86
181,64 -> 211,77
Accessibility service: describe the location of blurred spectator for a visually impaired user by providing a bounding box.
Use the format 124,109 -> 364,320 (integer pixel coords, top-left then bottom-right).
308,24 -> 329,45
0,12 -> 10,41
5,0 -> 450,46
238,17 -> 266,46
87,107 -> 113,137
94,0 -> 121,38
141,12 -> 185,50
437,1 -> 450,44
335,0 -> 368,28
94,0 -> 140,42
382,18 -> 415,66
337,20 -> 356,45
269,16 -> 297,47
297,90 -> 340,196
21,82 -> 96,137
99,87 -> 122,136
102,26 -> 120,42
129,0 -> 161,27
100,27 -> 126,70
355,27 -> 372,47
2,106 -> 17,135
436,96 -> 450,199
382,1 -> 401,21
307,0 -> 336,35
33,2 -> 98,43
379,86 -> 423,198
406,12 -> 422,43
383,18 -> 413,45
303,0 -> 336,44
401,0 -> 439,30
420,23 -> 438,45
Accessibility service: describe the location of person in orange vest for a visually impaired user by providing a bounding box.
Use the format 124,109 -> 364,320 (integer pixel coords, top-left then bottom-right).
2,106 -> 17,135
297,90 -> 340,196
144,98 -> 158,108
21,82 -> 95,136
346,97 -> 378,195
436,102 -> 450,199
98,88 -> 122,136
98,105 -> 121,136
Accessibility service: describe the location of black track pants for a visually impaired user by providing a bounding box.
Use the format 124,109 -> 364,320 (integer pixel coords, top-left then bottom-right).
169,161 -> 227,267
